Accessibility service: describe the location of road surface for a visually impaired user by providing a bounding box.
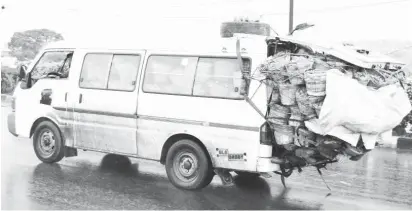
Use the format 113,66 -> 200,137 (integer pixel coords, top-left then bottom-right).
1,104 -> 412,210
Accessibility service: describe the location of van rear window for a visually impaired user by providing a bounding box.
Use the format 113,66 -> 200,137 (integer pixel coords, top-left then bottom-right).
143,56 -> 198,95
193,58 -> 245,99
143,55 -> 250,99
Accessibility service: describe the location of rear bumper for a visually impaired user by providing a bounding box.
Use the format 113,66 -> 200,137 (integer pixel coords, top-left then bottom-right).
257,157 -> 280,172
7,112 -> 18,137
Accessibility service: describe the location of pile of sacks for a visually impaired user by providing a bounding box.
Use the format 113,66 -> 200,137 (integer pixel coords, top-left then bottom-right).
258,51 -> 411,166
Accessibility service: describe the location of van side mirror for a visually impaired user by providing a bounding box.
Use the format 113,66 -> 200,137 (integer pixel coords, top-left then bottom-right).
20,71 -> 32,89
18,65 -> 27,81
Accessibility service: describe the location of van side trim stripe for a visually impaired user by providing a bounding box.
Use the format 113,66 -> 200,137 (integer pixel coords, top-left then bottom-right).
53,107 -> 136,118
53,107 -> 260,132
137,115 -> 260,132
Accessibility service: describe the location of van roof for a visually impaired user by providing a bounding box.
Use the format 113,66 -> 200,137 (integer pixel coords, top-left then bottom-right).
43,34 -> 268,55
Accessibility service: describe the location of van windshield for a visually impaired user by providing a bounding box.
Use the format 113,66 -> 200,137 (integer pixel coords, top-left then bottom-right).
31,51 -> 73,80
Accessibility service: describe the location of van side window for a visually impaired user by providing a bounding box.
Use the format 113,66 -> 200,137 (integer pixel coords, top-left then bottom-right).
79,54 -> 112,89
143,56 -> 197,95
31,51 -> 73,80
193,58 -> 247,99
143,56 -> 250,99
107,55 -> 141,91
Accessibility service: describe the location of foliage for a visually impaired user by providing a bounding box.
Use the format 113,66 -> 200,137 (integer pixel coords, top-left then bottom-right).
7,29 -> 64,62
2,29 -> 64,93
1,71 -> 18,94
1,66 -> 17,74
1,66 -> 17,93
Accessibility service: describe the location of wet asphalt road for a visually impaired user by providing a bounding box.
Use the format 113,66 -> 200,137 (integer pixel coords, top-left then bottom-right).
1,104 -> 412,210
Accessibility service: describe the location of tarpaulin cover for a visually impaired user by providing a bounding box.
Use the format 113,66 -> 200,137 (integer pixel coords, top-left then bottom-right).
305,69 -> 411,149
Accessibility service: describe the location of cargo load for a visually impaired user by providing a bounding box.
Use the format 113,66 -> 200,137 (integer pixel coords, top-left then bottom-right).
252,36 -> 411,173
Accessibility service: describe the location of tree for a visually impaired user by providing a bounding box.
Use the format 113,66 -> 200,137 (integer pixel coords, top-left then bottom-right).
1,72 -> 8,93
7,29 -> 64,62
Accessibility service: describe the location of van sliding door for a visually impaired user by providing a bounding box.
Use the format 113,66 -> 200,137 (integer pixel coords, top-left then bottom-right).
71,50 -> 145,155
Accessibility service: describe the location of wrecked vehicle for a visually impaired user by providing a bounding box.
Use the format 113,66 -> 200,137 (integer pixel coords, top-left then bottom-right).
7,34 -> 411,191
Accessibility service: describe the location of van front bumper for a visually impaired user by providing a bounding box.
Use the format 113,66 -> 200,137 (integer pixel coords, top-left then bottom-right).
7,112 -> 18,137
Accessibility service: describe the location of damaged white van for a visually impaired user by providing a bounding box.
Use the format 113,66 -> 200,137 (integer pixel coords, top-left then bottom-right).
8,34 -> 279,190
10,34 -> 407,190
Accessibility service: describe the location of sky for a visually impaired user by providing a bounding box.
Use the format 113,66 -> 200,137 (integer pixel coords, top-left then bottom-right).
0,0 -> 411,49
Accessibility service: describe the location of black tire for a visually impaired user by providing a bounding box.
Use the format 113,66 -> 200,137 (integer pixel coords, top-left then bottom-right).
33,121 -> 65,163
165,139 -> 214,190
235,171 -> 260,179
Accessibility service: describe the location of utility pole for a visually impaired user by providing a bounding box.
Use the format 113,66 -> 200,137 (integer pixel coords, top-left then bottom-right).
289,0 -> 294,34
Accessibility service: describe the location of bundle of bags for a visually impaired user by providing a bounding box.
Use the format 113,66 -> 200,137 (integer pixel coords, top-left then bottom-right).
258,51 -> 411,165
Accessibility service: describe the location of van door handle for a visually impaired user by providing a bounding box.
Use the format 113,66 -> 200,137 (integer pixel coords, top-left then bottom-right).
65,92 -> 67,102
79,94 -> 83,104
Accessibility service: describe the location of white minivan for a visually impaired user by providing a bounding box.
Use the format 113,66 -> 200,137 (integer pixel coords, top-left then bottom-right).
8,34 -> 280,190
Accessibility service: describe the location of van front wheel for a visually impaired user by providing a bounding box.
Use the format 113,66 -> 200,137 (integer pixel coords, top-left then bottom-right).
165,139 -> 214,190
33,121 -> 64,163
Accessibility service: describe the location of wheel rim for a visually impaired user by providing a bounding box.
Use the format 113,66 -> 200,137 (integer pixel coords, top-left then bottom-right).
173,151 -> 199,183
37,129 -> 56,158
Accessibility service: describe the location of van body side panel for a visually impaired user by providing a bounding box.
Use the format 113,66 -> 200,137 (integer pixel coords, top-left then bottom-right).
14,78 -> 71,138
14,49 -> 75,138
136,115 -> 261,171
135,93 -> 264,171
68,49 -> 145,155
71,104 -> 138,154
135,51 -> 268,171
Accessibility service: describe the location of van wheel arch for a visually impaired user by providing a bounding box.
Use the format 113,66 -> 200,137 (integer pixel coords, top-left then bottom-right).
160,134 -> 212,166
30,117 -> 62,140
30,117 -> 77,158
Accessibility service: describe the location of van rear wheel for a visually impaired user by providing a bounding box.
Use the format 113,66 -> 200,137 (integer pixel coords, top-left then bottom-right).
33,121 -> 64,163
165,139 -> 214,190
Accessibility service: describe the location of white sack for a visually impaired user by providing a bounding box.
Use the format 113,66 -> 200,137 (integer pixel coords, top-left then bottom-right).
375,130 -> 397,147
305,69 -> 411,149
319,69 -> 411,134
305,119 -> 394,149
305,119 -> 359,145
